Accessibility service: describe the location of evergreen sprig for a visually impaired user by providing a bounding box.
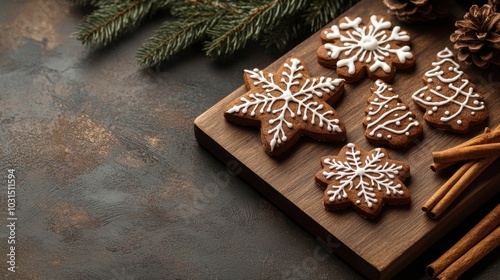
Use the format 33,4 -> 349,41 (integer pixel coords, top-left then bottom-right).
71,0 -> 361,67
203,0 -> 308,58
137,1 -> 233,66
73,0 -> 172,47
68,0 -> 101,7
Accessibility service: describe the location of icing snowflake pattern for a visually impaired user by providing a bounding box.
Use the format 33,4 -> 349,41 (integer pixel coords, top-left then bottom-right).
315,143 -> 410,217
411,48 -> 488,132
225,57 -> 345,155
317,15 -> 414,82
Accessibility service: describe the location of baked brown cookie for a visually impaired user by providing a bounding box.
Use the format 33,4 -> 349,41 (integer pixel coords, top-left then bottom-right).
315,143 -> 411,219
224,56 -> 346,156
317,15 -> 415,83
411,48 -> 488,133
363,79 -> 422,148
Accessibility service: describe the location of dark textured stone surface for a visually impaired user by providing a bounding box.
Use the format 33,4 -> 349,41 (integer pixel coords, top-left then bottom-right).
0,1 -> 497,279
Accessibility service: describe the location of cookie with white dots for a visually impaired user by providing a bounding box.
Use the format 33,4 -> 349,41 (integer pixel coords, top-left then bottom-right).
315,143 -> 411,219
224,56 -> 346,156
363,80 -> 422,148
317,15 -> 415,83
412,48 -> 488,133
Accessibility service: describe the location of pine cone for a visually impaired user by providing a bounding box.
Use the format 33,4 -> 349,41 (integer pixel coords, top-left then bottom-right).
489,0 -> 500,13
383,0 -> 451,23
450,4 -> 500,69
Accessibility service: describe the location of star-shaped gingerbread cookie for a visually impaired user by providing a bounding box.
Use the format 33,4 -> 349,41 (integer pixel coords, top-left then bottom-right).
317,15 -> 415,83
315,143 -> 411,219
224,57 -> 346,156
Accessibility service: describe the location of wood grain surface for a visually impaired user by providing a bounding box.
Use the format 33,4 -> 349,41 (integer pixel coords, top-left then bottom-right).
195,1 -> 500,279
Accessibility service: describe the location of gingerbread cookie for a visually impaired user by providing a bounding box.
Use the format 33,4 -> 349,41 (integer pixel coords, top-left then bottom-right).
224,57 -> 346,156
317,15 -> 415,83
363,80 -> 422,148
412,48 -> 488,133
315,143 -> 411,219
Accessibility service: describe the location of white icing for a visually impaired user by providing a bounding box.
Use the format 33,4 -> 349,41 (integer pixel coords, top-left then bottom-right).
322,16 -> 413,75
411,48 -> 486,124
227,58 -> 344,152
323,143 -> 405,209
366,80 -> 420,139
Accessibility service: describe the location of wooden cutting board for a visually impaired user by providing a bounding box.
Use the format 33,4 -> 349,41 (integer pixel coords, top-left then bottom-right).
194,1 -> 500,279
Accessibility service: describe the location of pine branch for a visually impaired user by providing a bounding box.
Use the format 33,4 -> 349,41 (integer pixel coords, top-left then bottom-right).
263,0 -> 360,51
73,0 -> 172,47
203,0 -> 308,59
260,15 -> 304,51
72,0 -> 362,67
136,19 -> 211,67
67,0 -> 101,7
304,0 -> 360,31
136,1 -> 234,67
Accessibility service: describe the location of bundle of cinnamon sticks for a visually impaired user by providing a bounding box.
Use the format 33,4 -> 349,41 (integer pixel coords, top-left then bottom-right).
427,204 -> 500,280
423,125 -> 500,219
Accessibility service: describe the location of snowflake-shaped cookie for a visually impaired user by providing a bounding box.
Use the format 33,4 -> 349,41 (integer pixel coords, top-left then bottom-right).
224,57 -> 346,156
315,143 -> 411,218
317,15 -> 415,83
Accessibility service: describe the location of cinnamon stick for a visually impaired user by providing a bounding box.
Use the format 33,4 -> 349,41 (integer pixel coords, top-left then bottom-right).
432,143 -> 500,164
436,227 -> 500,280
422,161 -> 475,212
427,204 -> 500,278
431,126 -> 500,172
427,156 -> 498,219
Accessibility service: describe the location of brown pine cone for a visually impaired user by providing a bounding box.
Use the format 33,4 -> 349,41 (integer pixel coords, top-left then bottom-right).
489,0 -> 500,12
383,0 -> 451,23
450,4 -> 500,69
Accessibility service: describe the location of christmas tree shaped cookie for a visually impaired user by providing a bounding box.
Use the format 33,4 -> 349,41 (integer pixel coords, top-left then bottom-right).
363,80 -> 422,148
412,48 -> 488,133
224,57 -> 346,156
315,143 -> 411,219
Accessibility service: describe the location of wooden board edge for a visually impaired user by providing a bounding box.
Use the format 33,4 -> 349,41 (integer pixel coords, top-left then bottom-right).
193,119 -> 383,280
193,76 -> 500,280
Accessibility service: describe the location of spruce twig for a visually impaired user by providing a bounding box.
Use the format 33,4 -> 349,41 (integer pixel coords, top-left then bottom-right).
73,0 -> 171,47
72,0 -> 362,67
67,0 -> 101,7
304,0 -> 360,31
137,1 -> 235,66
261,15 -> 304,51
204,0 -> 308,58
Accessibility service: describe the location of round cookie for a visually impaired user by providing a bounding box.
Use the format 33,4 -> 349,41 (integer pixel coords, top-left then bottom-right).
317,15 -> 415,83
224,56 -> 346,156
